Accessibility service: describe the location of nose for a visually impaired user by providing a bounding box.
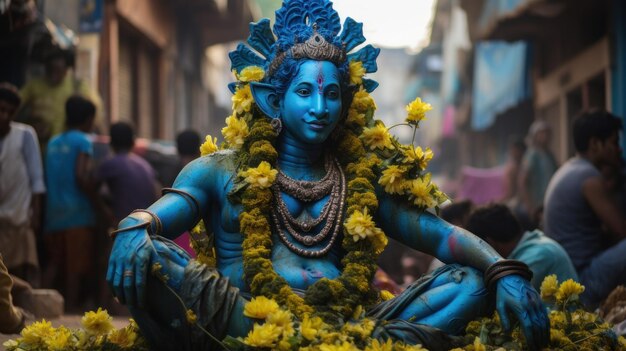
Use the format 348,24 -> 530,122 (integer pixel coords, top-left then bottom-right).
309,94 -> 329,120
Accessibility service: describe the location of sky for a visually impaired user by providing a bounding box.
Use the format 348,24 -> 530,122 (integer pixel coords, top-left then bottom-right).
330,0 -> 437,50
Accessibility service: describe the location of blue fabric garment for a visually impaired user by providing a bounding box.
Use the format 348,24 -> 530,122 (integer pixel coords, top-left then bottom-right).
509,230 -> 578,291
44,130 -> 95,233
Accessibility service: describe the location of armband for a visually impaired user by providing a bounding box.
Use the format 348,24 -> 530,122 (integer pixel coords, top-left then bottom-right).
483,259 -> 533,291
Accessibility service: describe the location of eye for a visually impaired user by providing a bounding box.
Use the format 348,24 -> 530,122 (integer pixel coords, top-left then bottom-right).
296,88 -> 311,96
327,90 -> 339,99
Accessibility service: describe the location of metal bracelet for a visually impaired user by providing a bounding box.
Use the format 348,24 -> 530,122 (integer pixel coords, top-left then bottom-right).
483,259 -> 533,291
161,187 -> 201,218
109,222 -> 150,240
129,209 -> 163,236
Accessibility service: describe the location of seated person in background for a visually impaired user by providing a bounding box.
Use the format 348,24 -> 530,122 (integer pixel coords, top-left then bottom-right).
544,110 -> 626,308
466,203 -> 578,291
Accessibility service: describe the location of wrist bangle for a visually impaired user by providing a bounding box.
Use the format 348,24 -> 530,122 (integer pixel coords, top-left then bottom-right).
483,259 -> 533,291
109,222 -> 150,240
130,209 -> 163,235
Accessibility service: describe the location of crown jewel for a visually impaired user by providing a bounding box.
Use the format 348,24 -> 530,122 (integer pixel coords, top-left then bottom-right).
268,24 -> 347,77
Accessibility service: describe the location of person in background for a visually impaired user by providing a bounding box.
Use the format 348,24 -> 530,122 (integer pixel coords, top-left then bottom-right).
0,82 -> 45,287
466,203 -> 578,291
19,49 -> 102,149
176,130 -> 201,168
544,110 -> 626,308
518,120 -> 557,224
96,122 -> 159,224
43,95 -> 101,311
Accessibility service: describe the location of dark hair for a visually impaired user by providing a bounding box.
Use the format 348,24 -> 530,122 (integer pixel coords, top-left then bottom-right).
510,139 -> 526,153
466,203 -> 522,243
0,82 -> 21,107
573,109 -> 623,153
65,95 -> 96,127
176,130 -> 201,157
110,122 -> 135,151
440,200 -> 473,227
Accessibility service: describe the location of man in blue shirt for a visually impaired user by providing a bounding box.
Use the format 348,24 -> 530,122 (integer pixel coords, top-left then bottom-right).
466,203 -> 578,291
43,95 -> 98,311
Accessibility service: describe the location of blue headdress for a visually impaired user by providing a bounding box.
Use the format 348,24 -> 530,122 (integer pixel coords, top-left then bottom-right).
228,0 -> 380,94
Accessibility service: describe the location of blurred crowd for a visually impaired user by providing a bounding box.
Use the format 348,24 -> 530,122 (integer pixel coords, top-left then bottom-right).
0,50 -> 201,332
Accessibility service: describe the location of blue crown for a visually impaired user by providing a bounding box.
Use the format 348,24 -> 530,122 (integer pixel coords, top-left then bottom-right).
229,0 -> 380,93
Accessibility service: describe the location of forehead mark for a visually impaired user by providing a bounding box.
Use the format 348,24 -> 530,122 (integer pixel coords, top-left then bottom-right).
316,61 -> 324,95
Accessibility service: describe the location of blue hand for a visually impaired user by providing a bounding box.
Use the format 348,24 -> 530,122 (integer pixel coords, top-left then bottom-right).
495,275 -> 549,350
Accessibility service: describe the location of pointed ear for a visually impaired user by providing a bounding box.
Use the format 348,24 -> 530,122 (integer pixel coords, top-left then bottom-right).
250,82 -> 280,118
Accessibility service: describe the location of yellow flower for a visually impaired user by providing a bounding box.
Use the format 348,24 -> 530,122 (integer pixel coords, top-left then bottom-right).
403,146 -> 433,170
349,60 -> 366,85
244,296 -> 279,319
108,327 -> 138,348
232,84 -> 254,114
408,174 -> 436,208
21,319 -> 55,345
277,339 -> 292,351
344,207 -> 384,242
378,165 -> 406,195
365,338 -> 393,351
540,274 -> 558,300
319,341 -> 359,351
472,337 -> 486,351
200,135 -> 219,156
361,124 -> 395,151
243,323 -> 282,348
380,290 -> 395,301
81,308 -> 114,335
351,87 -> 377,112
222,115 -> 249,149
267,309 -> 294,337
370,229 -> 388,255
394,342 -> 428,351
45,326 -> 72,351
405,97 -> 432,125
346,108 -> 366,127
555,279 -> 585,302
300,314 -> 324,341
237,66 -> 265,82
341,318 -> 376,338
550,328 -> 571,345
186,309 -> 198,324
240,161 -> 277,189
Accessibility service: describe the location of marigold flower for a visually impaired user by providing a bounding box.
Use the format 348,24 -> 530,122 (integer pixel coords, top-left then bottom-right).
349,60 -> 366,85
380,289 -> 395,301
244,296 -> 280,319
344,208 -> 384,242
351,87 -> 377,112
378,165 -> 406,195
237,66 -> 265,82
366,338 -> 393,351
403,146 -> 433,170
243,323 -> 282,348
21,319 -> 54,346
222,115 -> 249,149
540,274 -> 558,300
405,97 -> 432,126
346,108 -> 366,127
267,309 -> 294,337
300,314 -> 324,341
81,308 -> 114,335
555,279 -> 585,302
232,84 -> 253,114
200,135 -> 219,156
472,337 -> 486,351
319,341 -> 360,351
341,318 -> 376,338
240,161 -> 277,189
186,309 -> 198,324
44,326 -> 72,351
408,174 -> 436,208
361,124 -> 395,151
108,327 -> 138,348
370,229 -> 388,254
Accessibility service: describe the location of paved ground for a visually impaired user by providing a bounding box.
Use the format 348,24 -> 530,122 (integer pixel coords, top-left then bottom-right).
0,314 -> 131,345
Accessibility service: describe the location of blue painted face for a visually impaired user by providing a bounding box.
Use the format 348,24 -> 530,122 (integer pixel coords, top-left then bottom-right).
280,60 -> 342,144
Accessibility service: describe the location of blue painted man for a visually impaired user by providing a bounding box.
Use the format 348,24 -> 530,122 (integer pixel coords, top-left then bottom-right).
107,1 -> 549,350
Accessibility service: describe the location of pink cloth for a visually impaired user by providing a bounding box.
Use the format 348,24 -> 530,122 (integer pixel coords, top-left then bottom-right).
174,232 -> 196,258
457,165 -> 506,205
